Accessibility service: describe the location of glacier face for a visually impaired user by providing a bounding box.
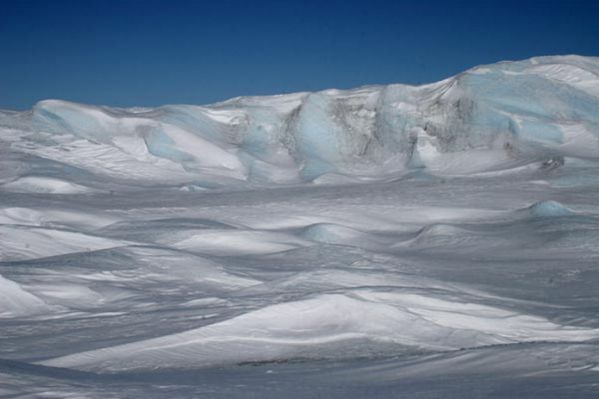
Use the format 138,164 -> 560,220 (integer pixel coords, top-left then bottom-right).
1,55 -> 598,192
1,56 -> 599,398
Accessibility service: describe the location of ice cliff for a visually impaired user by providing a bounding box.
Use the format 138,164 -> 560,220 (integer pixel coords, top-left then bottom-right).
1,55 -> 598,191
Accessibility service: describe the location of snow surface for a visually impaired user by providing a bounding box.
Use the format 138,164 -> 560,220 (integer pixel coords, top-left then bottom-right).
1,55 -> 599,398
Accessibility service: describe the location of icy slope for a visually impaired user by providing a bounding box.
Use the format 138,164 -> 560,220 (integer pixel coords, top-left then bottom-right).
1,55 -> 598,191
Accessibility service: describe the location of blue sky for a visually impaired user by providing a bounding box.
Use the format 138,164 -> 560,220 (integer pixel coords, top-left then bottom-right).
1,0 -> 598,110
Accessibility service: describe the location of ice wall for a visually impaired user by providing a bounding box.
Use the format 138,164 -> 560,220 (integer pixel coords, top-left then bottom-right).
1,55 -> 598,189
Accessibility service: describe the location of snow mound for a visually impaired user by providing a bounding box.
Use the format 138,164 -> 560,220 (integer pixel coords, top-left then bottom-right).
0,274 -> 55,318
0,207 -> 119,229
39,291 -> 599,372
160,229 -> 313,256
300,223 -> 367,244
0,225 -> 130,262
2,176 -> 93,194
397,224 -> 473,249
526,200 -> 575,218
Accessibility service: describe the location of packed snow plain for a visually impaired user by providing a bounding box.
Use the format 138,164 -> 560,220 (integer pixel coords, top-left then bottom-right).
1,55 -> 599,398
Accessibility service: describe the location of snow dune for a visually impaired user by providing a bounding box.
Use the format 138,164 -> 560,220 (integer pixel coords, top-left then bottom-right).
0,225 -> 129,262
2,176 -> 94,194
0,274 -> 55,318
39,291 -> 599,372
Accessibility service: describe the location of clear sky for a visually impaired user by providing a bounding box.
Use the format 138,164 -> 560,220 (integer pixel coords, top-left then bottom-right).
1,0 -> 598,110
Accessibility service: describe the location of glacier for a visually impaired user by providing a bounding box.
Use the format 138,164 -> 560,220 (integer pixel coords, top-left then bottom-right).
1,55 -> 598,191
1,55 -> 599,398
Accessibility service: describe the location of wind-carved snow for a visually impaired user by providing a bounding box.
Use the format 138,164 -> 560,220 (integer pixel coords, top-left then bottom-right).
39,291 -> 599,372
1,176 -> 94,194
0,274 -> 57,318
1,55 -> 599,398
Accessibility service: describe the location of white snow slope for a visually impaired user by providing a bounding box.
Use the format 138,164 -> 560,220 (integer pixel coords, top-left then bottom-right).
1,55 -> 599,398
